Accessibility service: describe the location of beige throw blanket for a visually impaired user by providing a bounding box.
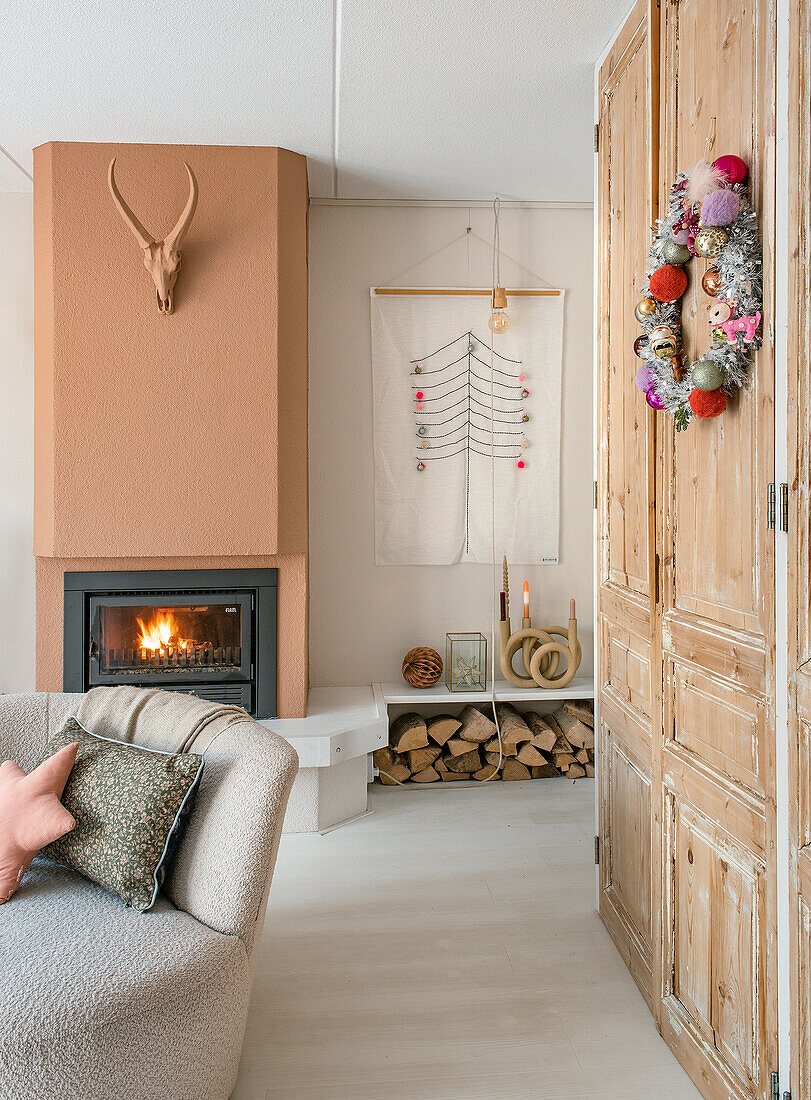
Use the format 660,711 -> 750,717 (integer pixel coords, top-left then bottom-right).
75,686 -> 249,755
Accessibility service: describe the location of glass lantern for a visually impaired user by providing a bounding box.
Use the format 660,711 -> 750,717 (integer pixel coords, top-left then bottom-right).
445,632 -> 487,692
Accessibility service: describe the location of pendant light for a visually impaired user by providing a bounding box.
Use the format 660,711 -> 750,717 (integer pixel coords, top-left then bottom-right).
488,197 -> 511,334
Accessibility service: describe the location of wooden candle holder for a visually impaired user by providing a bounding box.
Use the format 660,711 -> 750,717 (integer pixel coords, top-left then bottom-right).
499,615 -> 581,689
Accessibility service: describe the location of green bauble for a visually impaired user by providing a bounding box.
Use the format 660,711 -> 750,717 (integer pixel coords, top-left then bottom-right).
691,358 -> 725,391
694,227 -> 729,258
663,240 -> 692,265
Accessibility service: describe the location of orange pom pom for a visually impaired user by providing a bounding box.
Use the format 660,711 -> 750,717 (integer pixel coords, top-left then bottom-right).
649,264 -> 689,303
688,387 -> 727,418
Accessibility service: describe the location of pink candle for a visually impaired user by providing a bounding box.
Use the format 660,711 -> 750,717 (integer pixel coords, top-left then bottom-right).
570,598 -> 576,619
523,580 -> 530,618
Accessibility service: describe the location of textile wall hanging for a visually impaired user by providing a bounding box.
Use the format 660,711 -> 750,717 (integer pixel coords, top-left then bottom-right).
371,289 -> 565,565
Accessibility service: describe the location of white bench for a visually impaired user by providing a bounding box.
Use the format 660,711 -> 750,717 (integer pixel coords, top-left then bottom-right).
258,686 -> 387,832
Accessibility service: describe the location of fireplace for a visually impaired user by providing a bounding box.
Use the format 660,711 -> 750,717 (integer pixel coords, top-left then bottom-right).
63,569 -> 277,717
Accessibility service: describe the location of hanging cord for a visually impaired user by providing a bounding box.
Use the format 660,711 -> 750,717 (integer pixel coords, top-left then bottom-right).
378,198 -> 507,788
480,196 -> 505,782
380,229 -> 471,288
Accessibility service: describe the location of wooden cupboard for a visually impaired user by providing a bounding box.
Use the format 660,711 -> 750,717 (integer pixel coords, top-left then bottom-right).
596,1 -> 779,1096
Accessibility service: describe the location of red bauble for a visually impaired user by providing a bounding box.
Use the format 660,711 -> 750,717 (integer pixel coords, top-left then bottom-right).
649,264 -> 689,303
712,154 -> 748,184
688,387 -> 727,419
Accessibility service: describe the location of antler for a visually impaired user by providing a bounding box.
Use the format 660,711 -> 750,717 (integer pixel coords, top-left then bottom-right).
108,158 -> 154,249
163,163 -> 198,251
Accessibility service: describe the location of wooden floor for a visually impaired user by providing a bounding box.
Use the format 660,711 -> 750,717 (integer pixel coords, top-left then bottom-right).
234,781 -> 701,1099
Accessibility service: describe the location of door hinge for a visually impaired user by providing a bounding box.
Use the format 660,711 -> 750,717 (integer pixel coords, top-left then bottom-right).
770,1070 -> 785,1100
594,836 -> 600,864
593,480 -> 598,509
767,483 -> 776,529
780,483 -> 789,533
594,123 -> 600,153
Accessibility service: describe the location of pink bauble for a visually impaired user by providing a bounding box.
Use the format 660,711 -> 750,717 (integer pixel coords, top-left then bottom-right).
646,389 -> 665,410
670,228 -> 690,245
712,155 -> 748,184
701,188 -> 740,226
635,366 -> 656,393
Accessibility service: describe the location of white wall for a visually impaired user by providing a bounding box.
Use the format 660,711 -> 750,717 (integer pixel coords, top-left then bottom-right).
308,202 -> 594,686
0,193 -> 35,692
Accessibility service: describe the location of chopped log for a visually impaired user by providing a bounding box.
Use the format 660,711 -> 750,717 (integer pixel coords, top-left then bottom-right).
485,737 -> 517,757
373,746 -> 400,772
567,762 -> 587,779
585,763 -> 595,778
501,759 -> 531,782
457,705 -> 497,744
552,752 -> 576,770
411,765 -> 441,783
447,736 -> 479,757
578,728 -> 595,750
552,733 -> 575,754
473,765 -> 499,781
378,763 -> 412,784
444,748 -> 482,773
562,700 -> 594,728
544,712 -> 564,739
407,745 -> 442,773
440,767 -> 470,781
530,763 -> 560,778
484,750 -> 503,767
524,712 -> 557,753
574,747 -> 590,765
427,714 -> 462,746
552,709 -> 592,749
389,712 -> 428,753
516,742 -> 550,767
494,702 -> 533,745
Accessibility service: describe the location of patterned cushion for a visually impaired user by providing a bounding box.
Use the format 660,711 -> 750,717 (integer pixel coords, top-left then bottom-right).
38,718 -> 204,911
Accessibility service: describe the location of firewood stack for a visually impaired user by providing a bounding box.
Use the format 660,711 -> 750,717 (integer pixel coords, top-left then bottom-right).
374,700 -> 594,784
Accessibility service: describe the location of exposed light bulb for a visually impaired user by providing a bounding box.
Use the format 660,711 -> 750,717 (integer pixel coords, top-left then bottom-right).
489,285 -> 510,333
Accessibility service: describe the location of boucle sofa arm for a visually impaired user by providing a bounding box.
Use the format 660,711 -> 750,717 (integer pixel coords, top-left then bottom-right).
163,718 -> 298,941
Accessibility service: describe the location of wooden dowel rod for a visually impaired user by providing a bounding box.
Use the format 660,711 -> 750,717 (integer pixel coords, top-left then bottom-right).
373,287 -> 561,297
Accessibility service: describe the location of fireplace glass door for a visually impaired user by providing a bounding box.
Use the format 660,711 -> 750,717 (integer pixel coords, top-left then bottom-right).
88,593 -> 252,686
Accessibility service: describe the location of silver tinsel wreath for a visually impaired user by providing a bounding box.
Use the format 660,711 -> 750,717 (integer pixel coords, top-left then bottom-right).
637,171 -> 763,430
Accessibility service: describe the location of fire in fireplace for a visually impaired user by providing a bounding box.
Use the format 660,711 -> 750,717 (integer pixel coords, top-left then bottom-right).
64,569 -> 277,717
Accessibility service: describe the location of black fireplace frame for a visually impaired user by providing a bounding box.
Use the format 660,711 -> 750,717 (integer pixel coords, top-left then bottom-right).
63,568 -> 277,718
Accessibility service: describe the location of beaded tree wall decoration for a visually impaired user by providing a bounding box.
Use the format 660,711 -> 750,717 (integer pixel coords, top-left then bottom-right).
370,290 -> 564,565
412,332 -> 530,553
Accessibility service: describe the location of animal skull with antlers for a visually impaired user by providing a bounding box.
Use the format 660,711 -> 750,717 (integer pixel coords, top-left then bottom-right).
108,158 -> 198,314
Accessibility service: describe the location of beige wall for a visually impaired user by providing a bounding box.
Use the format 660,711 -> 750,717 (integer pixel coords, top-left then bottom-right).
1,196 -> 593,696
0,194 -> 35,692
308,203 -> 594,686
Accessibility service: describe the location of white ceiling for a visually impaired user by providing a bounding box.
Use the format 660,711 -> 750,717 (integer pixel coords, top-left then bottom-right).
0,0 -> 628,199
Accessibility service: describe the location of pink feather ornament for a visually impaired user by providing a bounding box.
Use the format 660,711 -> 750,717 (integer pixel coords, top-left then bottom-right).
686,159 -> 725,205
670,227 -> 690,245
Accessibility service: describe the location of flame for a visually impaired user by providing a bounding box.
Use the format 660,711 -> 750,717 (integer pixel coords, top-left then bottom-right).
136,610 -> 187,653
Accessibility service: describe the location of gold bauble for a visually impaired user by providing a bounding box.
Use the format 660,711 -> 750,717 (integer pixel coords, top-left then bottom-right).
634,297 -> 657,322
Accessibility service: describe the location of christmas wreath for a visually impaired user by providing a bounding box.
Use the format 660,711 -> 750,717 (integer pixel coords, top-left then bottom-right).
633,154 -> 763,431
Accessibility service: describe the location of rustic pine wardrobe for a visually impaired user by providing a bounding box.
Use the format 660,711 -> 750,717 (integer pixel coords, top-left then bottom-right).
595,1 -> 811,1097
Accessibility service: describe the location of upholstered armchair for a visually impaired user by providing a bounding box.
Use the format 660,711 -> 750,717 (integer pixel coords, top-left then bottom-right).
0,691 -> 298,1100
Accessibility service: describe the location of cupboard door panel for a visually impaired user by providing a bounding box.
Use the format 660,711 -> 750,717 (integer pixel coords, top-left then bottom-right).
657,0 -> 776,1095
596,0 -> 657,1009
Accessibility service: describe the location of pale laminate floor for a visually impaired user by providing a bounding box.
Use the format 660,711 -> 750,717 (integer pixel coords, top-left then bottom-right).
234,780 -> 701,1100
